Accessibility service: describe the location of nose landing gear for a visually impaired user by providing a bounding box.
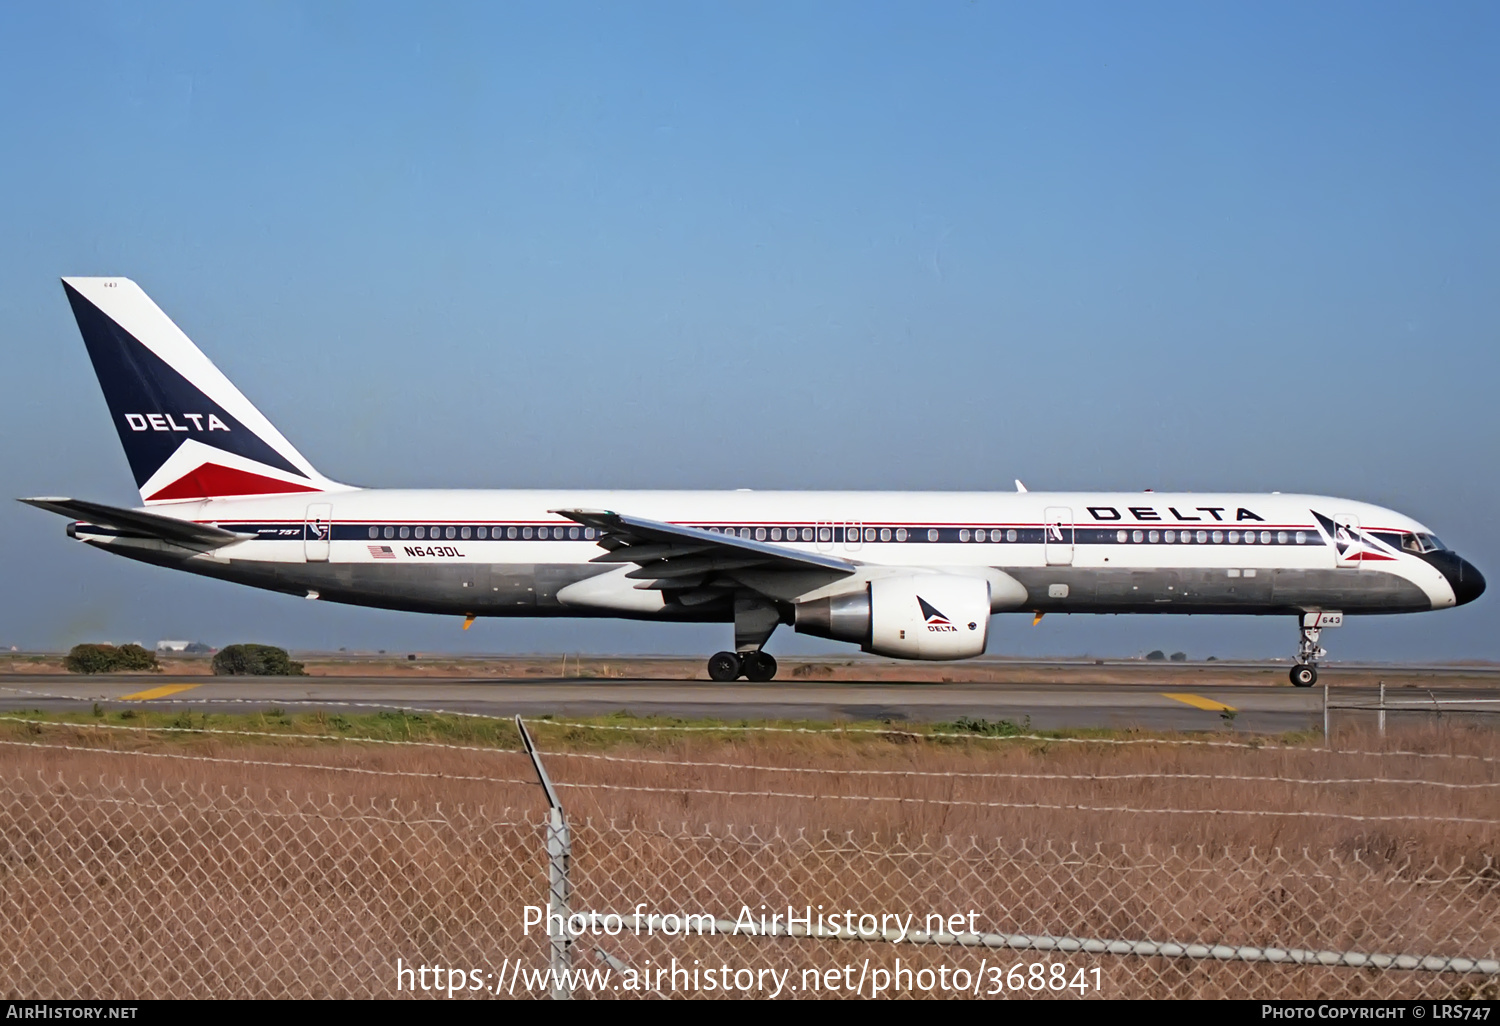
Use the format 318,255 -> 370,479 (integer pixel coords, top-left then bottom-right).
1290,661 -> 1318,687
1290,613 -> 1337,687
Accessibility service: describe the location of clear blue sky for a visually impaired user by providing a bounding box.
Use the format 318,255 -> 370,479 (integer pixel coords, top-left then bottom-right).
1,2 -> 1496,659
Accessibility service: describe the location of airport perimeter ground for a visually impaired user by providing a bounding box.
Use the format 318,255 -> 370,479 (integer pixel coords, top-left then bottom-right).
5,651 -> 1500,731
1,654 -> 1496,999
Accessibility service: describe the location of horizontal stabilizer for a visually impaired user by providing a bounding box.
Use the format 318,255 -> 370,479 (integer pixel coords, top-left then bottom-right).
19,496 -> 245,549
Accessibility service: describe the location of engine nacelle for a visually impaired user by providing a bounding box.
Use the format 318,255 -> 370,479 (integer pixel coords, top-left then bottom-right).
794,575 -> 991,660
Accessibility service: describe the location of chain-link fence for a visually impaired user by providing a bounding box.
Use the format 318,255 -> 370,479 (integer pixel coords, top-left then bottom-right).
0,769 -> 1495,999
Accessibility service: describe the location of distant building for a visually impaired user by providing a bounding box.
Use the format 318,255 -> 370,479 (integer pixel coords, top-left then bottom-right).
157,640 -> 213,654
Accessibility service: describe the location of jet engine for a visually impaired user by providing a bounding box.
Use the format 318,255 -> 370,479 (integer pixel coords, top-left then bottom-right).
794,575 -> 991,659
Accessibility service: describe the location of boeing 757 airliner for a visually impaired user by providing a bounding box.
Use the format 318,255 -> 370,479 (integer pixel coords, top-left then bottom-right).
22,278 -> 1484,684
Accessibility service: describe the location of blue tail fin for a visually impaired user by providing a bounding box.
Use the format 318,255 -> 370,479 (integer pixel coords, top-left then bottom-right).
61,277 -> 340,503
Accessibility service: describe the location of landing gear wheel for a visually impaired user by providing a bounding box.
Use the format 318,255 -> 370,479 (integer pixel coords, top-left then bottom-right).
742,652 -> 778,682
707,651 -> 741,682
1290,664 -> 1318,688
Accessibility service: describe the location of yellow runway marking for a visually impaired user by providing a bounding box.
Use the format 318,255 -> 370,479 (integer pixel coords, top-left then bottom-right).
1161,692 -> 1236,712
118,684 -> 200,701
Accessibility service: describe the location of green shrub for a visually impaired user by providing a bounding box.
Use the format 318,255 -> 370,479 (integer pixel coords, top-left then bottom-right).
64,643 -> 160,674
113,643 -> 158,671
211,644 -> 305,676
64,644 -> 116,674
941,715 -> 1032,737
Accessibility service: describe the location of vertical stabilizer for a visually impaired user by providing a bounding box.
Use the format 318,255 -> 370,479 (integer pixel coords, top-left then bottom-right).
61,277 -> 344,504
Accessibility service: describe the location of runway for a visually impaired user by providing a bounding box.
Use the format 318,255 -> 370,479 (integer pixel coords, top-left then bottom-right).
2,674 -> 1497,734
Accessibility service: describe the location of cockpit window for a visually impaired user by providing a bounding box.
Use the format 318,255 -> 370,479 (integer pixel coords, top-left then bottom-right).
1377,530 -> 1446,554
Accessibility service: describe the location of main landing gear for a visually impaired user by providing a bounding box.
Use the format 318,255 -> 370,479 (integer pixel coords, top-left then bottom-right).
1290,618 -> 1329,688
705,593 -> 782,682
707,650 -> 778,682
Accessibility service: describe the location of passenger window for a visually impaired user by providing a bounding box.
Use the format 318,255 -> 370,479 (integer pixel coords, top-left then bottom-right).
1244,531 -> 1255,544
384,526 -> 395,540
819,527 -> 832,542
739,528 -> 751,539
1212,531 -> 1223,543
431,527 -> 440,538
415,527 -> 426,539
802,528 -> 813,542
446,527 -> 457,540
927,529 -> 939,542
1277,531 -> 1287,544
367,527 -> 378,539
896,528 -> 908,542
569,527 -> 579,540
460,527 -> 471,540
862,527 -> 873,542
1229,531 -> 1240,543
880,528 -> 891,542
584,528 -> 595,540
399,527 -> 409,539
1117,530 -> 1128,543
1295,531 -> 1305,544
507,527 -> 518,539
960,529 -> 971,542
1006,529 -> 1017,543
477,527 -> 487,539
1132,530 -> 1143,543
1148,531 -> 1159,543
1164,530 -> 1175,543
1260,531 -> 1271,545
771,528 -> 782,541
522,527 -> 533,539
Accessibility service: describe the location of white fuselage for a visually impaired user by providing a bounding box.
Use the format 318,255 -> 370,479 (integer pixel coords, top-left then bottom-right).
76,489 -> 1467,622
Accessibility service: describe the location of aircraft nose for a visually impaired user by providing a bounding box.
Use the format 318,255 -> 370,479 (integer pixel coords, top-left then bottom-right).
1452,557 -> 1486,606
1435,553 -> 1486,606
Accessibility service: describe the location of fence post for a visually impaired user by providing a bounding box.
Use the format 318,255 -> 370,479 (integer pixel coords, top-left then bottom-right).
1322,680 -> 1330,748
1378,681 -> 1386,737
517,716 -> 572,1000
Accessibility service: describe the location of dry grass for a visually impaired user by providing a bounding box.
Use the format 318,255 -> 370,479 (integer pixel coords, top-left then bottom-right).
0,715 -> 1496,999
3,713 -> 1496,860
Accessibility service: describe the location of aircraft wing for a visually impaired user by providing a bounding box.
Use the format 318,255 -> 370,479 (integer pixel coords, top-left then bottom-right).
19,496 -> 247,549
550,508 -> 857,599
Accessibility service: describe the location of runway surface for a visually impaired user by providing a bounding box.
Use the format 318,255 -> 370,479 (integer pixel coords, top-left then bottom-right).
3,674 -> 1498,733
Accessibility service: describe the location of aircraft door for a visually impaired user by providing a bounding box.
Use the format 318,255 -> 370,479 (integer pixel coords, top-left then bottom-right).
815,522 -> 835,552
843,522 -> 864,553
1044,506 -> 1074,566
304,503 -> 333,562
1333,514 -> 1362,569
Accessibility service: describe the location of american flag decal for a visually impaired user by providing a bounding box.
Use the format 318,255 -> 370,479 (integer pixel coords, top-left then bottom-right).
368,545 -> 396,559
